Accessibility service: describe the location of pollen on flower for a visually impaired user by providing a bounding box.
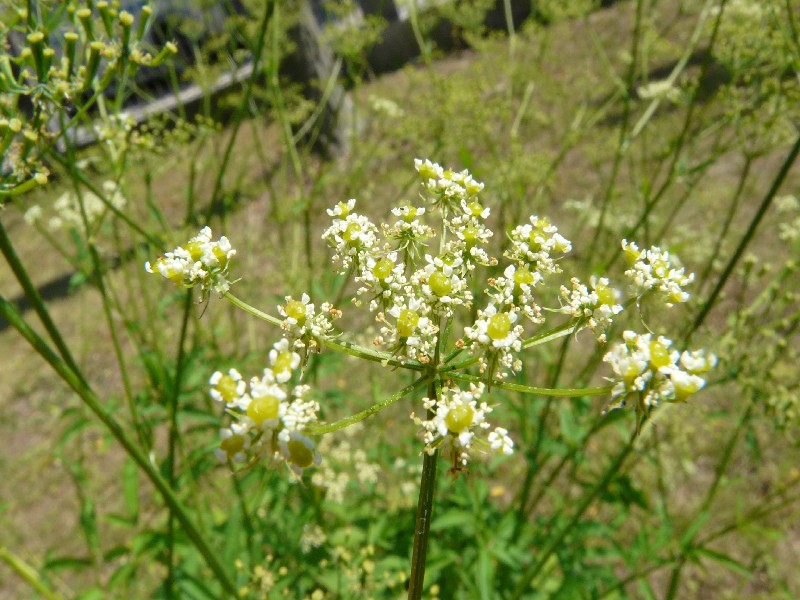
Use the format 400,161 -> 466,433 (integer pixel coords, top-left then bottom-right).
210,359 -> 321,478
622,240 -> 694,306
145,227 -> 236,299
412,383 -> 513,466
603,331 -> 714,419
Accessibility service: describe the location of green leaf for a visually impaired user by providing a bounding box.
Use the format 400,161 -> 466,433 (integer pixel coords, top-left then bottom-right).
558,405 -> 583,446
477,547 -> 494,600
679,511 -> 709,547
694,547 -> 753,578
430,509 -> 475,533
75,588 -> 105,600
222,504 -> 243,566
104,513 -> 135,528
43,555 -> 93,571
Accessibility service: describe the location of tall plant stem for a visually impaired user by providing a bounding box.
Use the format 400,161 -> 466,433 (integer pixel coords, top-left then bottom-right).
511,434 -> 637,599
166,290 -> 193,598
205,0 -> 274,221
408,379 -> 440,600
0,220 -> 82,378
0,297 -> 238,597
587,0 -> 644,258
664,399 -> 754,600
685,134 -> 800,343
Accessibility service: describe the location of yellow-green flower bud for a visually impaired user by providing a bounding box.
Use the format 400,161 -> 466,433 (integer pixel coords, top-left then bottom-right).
487,312 -> 512,340
446,404 -> 474,433
284,299 -> 307,325
428,271 -> 452,297
247,395 -> 279,425
396,308 -> 419,337
372,257 -> 394,281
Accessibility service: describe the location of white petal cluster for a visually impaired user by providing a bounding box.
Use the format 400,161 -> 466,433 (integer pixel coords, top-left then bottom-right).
354,251 -> 407,312
322,202 -> 380,272
278,293 -> 340,351
603,331 -> 715,408
464,304 -> 524,380
26,180 -> 127,233
622,240 -> 694,305
506,215 -> 572,278
558,276 -> 623,343
379,297 -> 438,364
383,205 -> 434,255
415,158 -> 484,210
411,383 -> 513,466
489,264 -> 544,323
210,341 -> 322,477
145,227 -> 236,298
412,253 -> 473,316
311,424 -> 382,503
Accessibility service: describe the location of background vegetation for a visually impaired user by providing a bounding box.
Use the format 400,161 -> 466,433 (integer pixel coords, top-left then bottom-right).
1,0 -> 799,598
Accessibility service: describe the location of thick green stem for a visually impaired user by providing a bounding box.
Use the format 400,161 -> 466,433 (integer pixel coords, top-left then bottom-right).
408,380 -> 440,600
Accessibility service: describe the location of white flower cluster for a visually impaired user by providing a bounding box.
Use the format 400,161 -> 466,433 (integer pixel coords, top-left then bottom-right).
463,304 -> 524,380
414,158 -> 485,211
383,205 -> 434,256
145,227 -> 236,298
488,264 -> 544,323
637,80 -> 681,103
378,297 -> 439,363
210,340 -> 321,477
411,382 -> 513,466
278,293 -> 341,352
622,240 -> 694,305
311,423 -> 381,504
24,181 -> 126,232
368,94 -> 405,119
603,331 -> 716,409
506,216 -> 572,277
776,195 -> 800,243
558,276 -> 624,343
322,200 -> 380,272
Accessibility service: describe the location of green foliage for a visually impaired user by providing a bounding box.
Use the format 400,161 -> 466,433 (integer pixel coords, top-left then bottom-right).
1,0 -> 799,599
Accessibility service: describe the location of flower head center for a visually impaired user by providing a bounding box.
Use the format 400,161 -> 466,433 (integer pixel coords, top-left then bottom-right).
284,300 -> 307,325
487,312 -> 512,340
397,308 -> 420,337
428,271 -> 452,297
247,394 -> 280,425
446,404 -> 475,434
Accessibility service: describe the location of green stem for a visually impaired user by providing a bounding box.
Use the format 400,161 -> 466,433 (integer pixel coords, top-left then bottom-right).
0,297 -> 239,597
685,133 -> 800,343
664,400 -> 754,600
408,379 -> 440,600
0,220 -> 83,378
510,433 -> 637,599
445,371 -> 611,397
205,0 -> 274,221
0,546 -> 66,600
305,375 -> 431,435
224,292 -> 425,371
166,290 -> 193,598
